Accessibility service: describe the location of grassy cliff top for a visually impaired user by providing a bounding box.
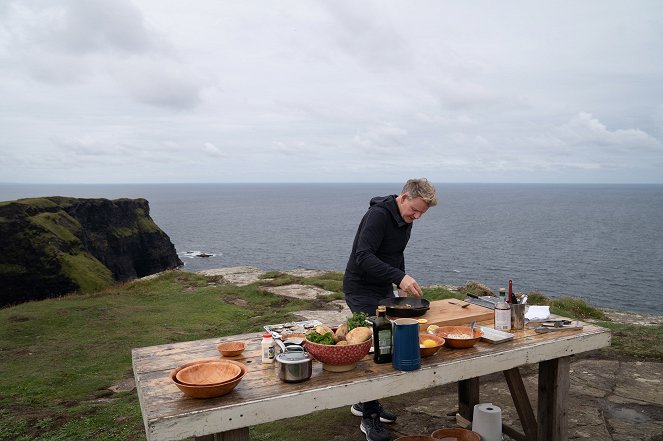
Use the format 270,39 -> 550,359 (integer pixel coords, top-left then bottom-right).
0,270 -> 660,440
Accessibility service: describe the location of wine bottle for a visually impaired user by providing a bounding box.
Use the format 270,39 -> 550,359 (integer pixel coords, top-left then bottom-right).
373,305 -> 393,363
507,279 -> 514,304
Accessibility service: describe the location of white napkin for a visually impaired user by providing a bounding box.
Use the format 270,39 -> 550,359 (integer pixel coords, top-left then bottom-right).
525,305 -> 550,320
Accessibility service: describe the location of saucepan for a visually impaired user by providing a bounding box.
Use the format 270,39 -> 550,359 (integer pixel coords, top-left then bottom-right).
379,297 -> 430,318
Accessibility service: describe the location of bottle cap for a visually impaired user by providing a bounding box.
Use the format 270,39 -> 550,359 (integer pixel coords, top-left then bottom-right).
262,333 -> 272,338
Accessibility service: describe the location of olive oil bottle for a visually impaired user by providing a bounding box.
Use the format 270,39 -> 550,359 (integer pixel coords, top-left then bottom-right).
373,305 -> 392,363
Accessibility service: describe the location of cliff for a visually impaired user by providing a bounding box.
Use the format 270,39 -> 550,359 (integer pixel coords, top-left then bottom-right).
0,196 -> 183,306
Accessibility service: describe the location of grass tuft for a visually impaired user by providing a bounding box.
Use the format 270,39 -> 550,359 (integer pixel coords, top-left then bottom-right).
526,291 -> 608,320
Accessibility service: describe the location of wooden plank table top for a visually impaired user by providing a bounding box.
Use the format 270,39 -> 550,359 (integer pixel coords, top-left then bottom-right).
132,318 -> 610,441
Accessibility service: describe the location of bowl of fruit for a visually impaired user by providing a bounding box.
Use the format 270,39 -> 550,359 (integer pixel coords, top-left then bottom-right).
419,334 -> 445,357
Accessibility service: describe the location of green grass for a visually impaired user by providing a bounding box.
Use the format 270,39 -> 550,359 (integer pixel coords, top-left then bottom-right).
422,286 -> 463,301
0,271 -> 344,440
134,207 -> 160,233
593,321 -> 663,360
0,271 -> 658,440
14,198 -> 60,209
0,263 -> 28,276
518,291 -> 663,359
525,291 -> 608,320
29,211 -> 81,243
59,253 -> 114,293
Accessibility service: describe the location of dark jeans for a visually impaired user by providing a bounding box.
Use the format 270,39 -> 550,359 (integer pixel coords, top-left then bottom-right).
344,286 -> 389,417
344,280 -> 392,316
362,399 -> 379,416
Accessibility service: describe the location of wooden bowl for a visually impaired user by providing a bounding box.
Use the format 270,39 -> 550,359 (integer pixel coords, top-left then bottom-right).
395,436 -> 435,441
431,427 -> 481,441
170,359 -> 247,399
304,337 -> 372,371
217,341 -> 246,357
432,326 -> 484,349
419,334 -> 445,357
176,361 -> 242,386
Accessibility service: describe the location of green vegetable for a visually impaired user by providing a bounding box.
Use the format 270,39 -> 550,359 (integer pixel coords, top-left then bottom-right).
346,312 -> 369,331
306,331 -> 335,345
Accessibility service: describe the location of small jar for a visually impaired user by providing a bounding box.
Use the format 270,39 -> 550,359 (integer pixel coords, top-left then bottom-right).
261,333 -> 275,364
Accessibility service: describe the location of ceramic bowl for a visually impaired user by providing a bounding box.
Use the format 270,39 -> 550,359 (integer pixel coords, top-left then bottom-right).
170,358 -> 247,399
431,427 -> 481,441
304,337 -> 372,371
419,333 -> 445,357
432,326 -> 484,349
217,341 -> 246,357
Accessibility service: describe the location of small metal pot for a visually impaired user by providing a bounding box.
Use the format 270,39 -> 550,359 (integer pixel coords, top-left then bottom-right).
275,341 -> 313,383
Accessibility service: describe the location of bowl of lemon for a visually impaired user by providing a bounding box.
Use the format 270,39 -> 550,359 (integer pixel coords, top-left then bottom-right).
419,333 -> 445,357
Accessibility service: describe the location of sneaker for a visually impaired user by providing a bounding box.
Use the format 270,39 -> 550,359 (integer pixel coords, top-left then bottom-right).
360,413 -> 391,441
351,402 -> 397,423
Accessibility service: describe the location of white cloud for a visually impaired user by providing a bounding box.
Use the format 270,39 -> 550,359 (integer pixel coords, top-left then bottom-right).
353,123 -> 408,154
557,112 -> 661,150
202,143 -> 224,158
0,0 -> 205,108
109,57 -> 206,109
1,0 -> 662,183
321,1 -> 414,72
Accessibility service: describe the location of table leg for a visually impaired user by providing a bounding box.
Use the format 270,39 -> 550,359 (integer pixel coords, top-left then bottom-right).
194,427 -> 250,441
457,377 -> 480,421
537,356 -> 570,441
503,367 -> 537,441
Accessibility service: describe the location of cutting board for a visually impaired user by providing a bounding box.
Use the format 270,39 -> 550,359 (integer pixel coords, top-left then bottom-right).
419,299 -> 493,328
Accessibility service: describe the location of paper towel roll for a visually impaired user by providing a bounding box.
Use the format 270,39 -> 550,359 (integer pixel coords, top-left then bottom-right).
472,403 -> 502,441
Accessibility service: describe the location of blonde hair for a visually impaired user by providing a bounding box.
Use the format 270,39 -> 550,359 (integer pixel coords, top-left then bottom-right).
401,178 -> 438,207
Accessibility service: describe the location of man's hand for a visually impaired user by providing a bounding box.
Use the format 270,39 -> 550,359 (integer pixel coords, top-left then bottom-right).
399,274 -> 423,298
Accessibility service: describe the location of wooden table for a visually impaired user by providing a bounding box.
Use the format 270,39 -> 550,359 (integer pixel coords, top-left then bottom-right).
132,320 -> 610,441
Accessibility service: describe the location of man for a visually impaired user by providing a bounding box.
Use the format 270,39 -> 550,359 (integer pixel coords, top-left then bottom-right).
343,178 -> 438,441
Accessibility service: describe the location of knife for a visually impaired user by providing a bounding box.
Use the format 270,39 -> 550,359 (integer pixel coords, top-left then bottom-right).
464,297 -> 496,310
534,325 -> 583,333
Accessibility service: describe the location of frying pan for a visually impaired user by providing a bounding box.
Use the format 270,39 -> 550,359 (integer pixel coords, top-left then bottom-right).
379,297 -> 430,318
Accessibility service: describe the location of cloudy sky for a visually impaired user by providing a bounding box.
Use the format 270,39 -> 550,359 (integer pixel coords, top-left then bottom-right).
1,1 -> 662,184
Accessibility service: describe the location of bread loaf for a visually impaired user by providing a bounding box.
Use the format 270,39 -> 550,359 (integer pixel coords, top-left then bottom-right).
333,323 -> 349,342
345,326 -> 372,344
315,325 -> 334,336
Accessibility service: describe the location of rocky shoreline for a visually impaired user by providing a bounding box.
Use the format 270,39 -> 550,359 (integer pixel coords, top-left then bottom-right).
196,266 -> 663,326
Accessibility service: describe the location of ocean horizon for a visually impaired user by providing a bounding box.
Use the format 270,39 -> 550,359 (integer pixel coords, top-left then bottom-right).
2,182 -> 662,315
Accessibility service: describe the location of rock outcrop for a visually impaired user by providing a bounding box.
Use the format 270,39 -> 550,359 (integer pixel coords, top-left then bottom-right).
0,196 -> 182,306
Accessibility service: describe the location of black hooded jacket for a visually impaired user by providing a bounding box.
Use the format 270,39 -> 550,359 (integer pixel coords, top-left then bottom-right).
343,195 -> 412,309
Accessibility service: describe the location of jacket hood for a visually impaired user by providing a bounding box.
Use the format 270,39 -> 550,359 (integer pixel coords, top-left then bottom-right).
369,195 -> 392,207
370,195 -> 407,227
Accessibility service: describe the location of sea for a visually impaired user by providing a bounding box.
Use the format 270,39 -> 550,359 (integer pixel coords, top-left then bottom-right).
1,183 -> 662,315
